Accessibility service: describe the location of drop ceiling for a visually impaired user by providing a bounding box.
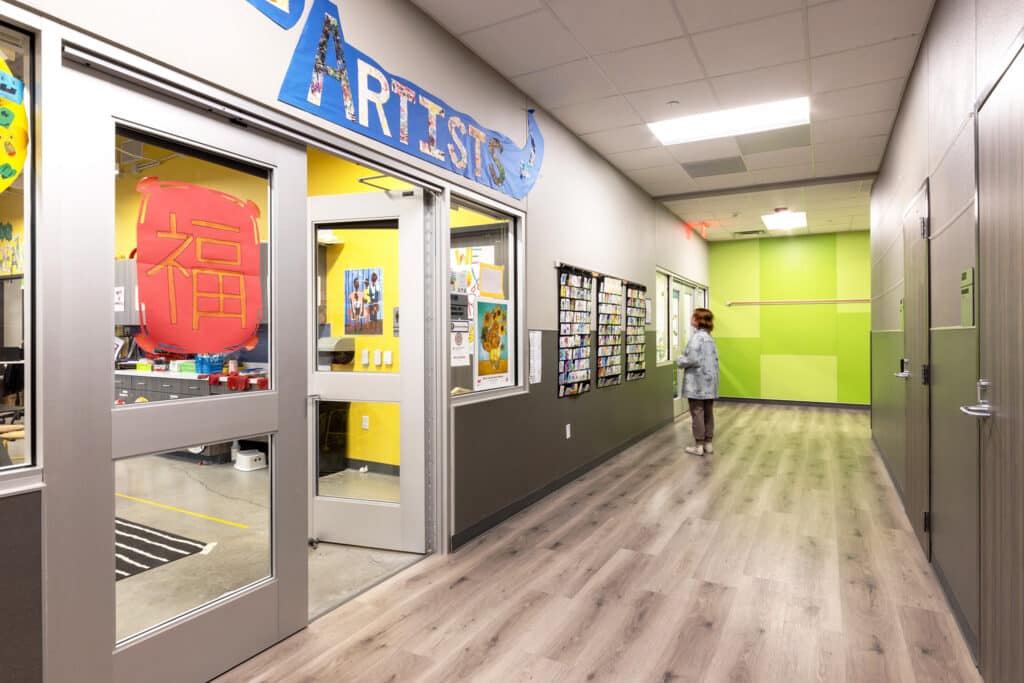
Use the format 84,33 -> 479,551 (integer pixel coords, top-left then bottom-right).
411,0 -> 933,238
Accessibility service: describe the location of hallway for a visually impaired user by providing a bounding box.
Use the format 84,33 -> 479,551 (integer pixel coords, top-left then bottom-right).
220,404 -> 978,682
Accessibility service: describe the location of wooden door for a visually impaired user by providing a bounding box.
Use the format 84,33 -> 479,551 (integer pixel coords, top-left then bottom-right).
902,183 -> 931,555
977,49 -> 1024,683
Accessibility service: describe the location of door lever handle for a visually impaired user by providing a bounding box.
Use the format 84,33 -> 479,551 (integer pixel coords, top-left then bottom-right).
894,371 -> 911,379
960,403 -> 994,418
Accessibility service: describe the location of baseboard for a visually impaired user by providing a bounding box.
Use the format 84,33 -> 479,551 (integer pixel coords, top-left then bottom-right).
450,418 -> 673,550
346,459 -> 400,477
717,397 -> 870,410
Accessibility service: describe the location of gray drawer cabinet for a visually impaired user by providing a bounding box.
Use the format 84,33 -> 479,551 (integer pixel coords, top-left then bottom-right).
114,375 -> 212,403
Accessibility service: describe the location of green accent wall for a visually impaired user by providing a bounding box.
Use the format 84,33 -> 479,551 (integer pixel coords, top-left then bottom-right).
709,232 -> 871,405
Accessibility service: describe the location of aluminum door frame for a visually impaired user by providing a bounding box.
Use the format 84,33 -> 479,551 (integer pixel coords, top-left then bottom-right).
44,60 -> 308,683
308,191 -> 429,554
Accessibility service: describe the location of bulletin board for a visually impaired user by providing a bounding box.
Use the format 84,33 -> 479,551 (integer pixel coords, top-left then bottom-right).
557,265 -> 593,398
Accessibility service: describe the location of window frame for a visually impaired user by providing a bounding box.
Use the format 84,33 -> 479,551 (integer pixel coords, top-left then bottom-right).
656,267 -> 709,367
0,22 -> 35,481
447,192 -> 527,407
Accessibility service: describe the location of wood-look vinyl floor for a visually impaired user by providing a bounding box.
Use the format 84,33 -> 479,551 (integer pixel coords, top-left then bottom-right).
218,404 -> 980,683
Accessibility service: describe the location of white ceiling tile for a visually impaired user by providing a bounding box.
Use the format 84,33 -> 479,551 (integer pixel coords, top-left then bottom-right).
594,38 -> 704,93
547,0 -> 684,54
624,80 -> 718,122
814,157 -> 883,177
674,0 -> 803,33
808,0 -> 933,57
628,165 -> 697,195
639,176 -> 699,196
606,146 -> 676,171
551,96 -> 643,134
811,36 -> 920,93
814,135 -> 888,163
460,10 -> 586,77
744,146 -> 812,170
812,110 -> 897,143
751,165 -> 815,184
512,59 -> 617,109
694,171 -> 755,191
710,61 -> 809,109
411,0 -> 543,35
811,78 -> 905,120
667,137 -> 742,163
691,12 -> 807,77
581,124 -> 661,155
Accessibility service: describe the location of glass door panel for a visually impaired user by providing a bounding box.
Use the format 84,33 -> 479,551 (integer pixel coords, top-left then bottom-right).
309,190 -> 428,554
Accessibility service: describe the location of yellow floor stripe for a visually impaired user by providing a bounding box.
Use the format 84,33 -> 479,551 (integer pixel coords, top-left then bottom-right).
115,493 -> 250,529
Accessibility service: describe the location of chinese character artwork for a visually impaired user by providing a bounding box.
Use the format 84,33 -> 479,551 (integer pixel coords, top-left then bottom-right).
134,177 -> 264,355
344,267 -> 383,335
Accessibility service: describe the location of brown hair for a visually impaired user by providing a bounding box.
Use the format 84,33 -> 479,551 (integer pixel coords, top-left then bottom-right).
693,308 -> 714,332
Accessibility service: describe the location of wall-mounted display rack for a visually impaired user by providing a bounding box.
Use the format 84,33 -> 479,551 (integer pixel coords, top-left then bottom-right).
557,264 -> 593,397
597,276 -> 623,388
625,282 -> 646,381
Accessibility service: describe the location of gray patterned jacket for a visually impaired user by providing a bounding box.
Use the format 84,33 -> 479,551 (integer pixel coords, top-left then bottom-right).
676,329 -> 720,400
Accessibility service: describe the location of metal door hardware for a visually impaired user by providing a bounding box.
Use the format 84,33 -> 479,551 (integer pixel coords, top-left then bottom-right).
921,364 -> 931,385
894,357 -> 911,379
960,379 -> 994,418
923,511 -> 931,533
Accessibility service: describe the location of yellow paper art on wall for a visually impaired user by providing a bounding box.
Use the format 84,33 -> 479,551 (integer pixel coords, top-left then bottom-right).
0,55 -> 28,195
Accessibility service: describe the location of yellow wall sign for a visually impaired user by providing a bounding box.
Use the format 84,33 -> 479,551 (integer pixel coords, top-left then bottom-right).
0,55 -> 28,195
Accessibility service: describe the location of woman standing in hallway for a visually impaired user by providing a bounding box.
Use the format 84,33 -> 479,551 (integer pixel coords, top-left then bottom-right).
677,308 -> 719,456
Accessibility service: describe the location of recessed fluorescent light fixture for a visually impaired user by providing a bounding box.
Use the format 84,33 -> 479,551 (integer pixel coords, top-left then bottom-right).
648,97 -> 810,146
761,210 -> 807,231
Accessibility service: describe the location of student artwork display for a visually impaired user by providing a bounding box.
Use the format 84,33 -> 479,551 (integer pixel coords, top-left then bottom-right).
474,299 -> 512,390
279,0 -> 545,200
557,266 -> 593,398
597,276 -> 624,388
0,222 -> 23,276
0,55 -> 28,195
344,267 -> 384,335
625,283 -> 647,381
133,178 -> 263,354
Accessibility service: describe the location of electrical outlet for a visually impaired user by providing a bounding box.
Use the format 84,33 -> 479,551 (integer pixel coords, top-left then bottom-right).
361,415 -> 369,430
565,423 -> 571,439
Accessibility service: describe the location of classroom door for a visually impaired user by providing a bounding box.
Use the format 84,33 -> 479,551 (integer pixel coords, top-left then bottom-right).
48,59 -> 308,683
974,49 -> 1024,683
671,280 -> 694,418
901,183 -> 931,555
308,190 -> 433,554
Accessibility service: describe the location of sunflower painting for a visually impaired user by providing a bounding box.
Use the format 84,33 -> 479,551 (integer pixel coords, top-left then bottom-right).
475,299 -> 511,388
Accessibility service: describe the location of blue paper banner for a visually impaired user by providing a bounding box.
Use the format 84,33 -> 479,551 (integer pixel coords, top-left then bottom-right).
279,0 -> 544,200
247,0 -> 305,30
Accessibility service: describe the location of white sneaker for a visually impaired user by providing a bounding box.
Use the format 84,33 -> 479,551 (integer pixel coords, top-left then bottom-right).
685,445 -> 704,456
704,442 -> 714,454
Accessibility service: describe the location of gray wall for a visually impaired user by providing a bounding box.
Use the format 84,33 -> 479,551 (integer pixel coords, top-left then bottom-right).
452,332 -> 673,545
0,491 -> 42,683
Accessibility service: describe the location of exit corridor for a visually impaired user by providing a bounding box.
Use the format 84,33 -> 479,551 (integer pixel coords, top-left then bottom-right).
220,404 -> 977,682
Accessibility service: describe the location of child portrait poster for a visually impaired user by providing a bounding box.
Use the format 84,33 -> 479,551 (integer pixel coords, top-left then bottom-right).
344,267 -> 384,335
474,298 -> 513,390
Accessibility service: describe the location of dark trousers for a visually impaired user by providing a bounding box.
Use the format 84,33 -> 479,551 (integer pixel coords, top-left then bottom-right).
688,399 -> 715,442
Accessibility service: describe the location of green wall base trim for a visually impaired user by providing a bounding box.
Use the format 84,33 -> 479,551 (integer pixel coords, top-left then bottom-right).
718,397 -> 869,410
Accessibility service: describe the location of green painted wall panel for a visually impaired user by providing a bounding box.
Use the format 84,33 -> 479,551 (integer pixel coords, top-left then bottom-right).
715,337 -> 761,398
709,232 -> 871,404
709,240 -> 760,338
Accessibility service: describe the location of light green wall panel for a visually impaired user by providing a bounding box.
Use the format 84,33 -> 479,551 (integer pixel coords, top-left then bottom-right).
837,232 -> 871,314
709,240 -> 760,338
760,234 -> 837,300
761,354 -> 839,403
837,311 -> 871,404
760,303 -> 838,356
716,337 -> 761,398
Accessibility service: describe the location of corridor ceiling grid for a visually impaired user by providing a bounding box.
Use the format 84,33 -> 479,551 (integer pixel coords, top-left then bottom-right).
412,0 -> 933,240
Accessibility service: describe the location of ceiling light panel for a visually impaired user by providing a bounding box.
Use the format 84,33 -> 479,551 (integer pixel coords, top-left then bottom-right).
648,97 -> 810,146
761,210 -> 808,230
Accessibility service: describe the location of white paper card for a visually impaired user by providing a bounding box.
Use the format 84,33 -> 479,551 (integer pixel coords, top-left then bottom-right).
113,286 -> 125,313
451,331 -> 470,366
529,330 -> 542,384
